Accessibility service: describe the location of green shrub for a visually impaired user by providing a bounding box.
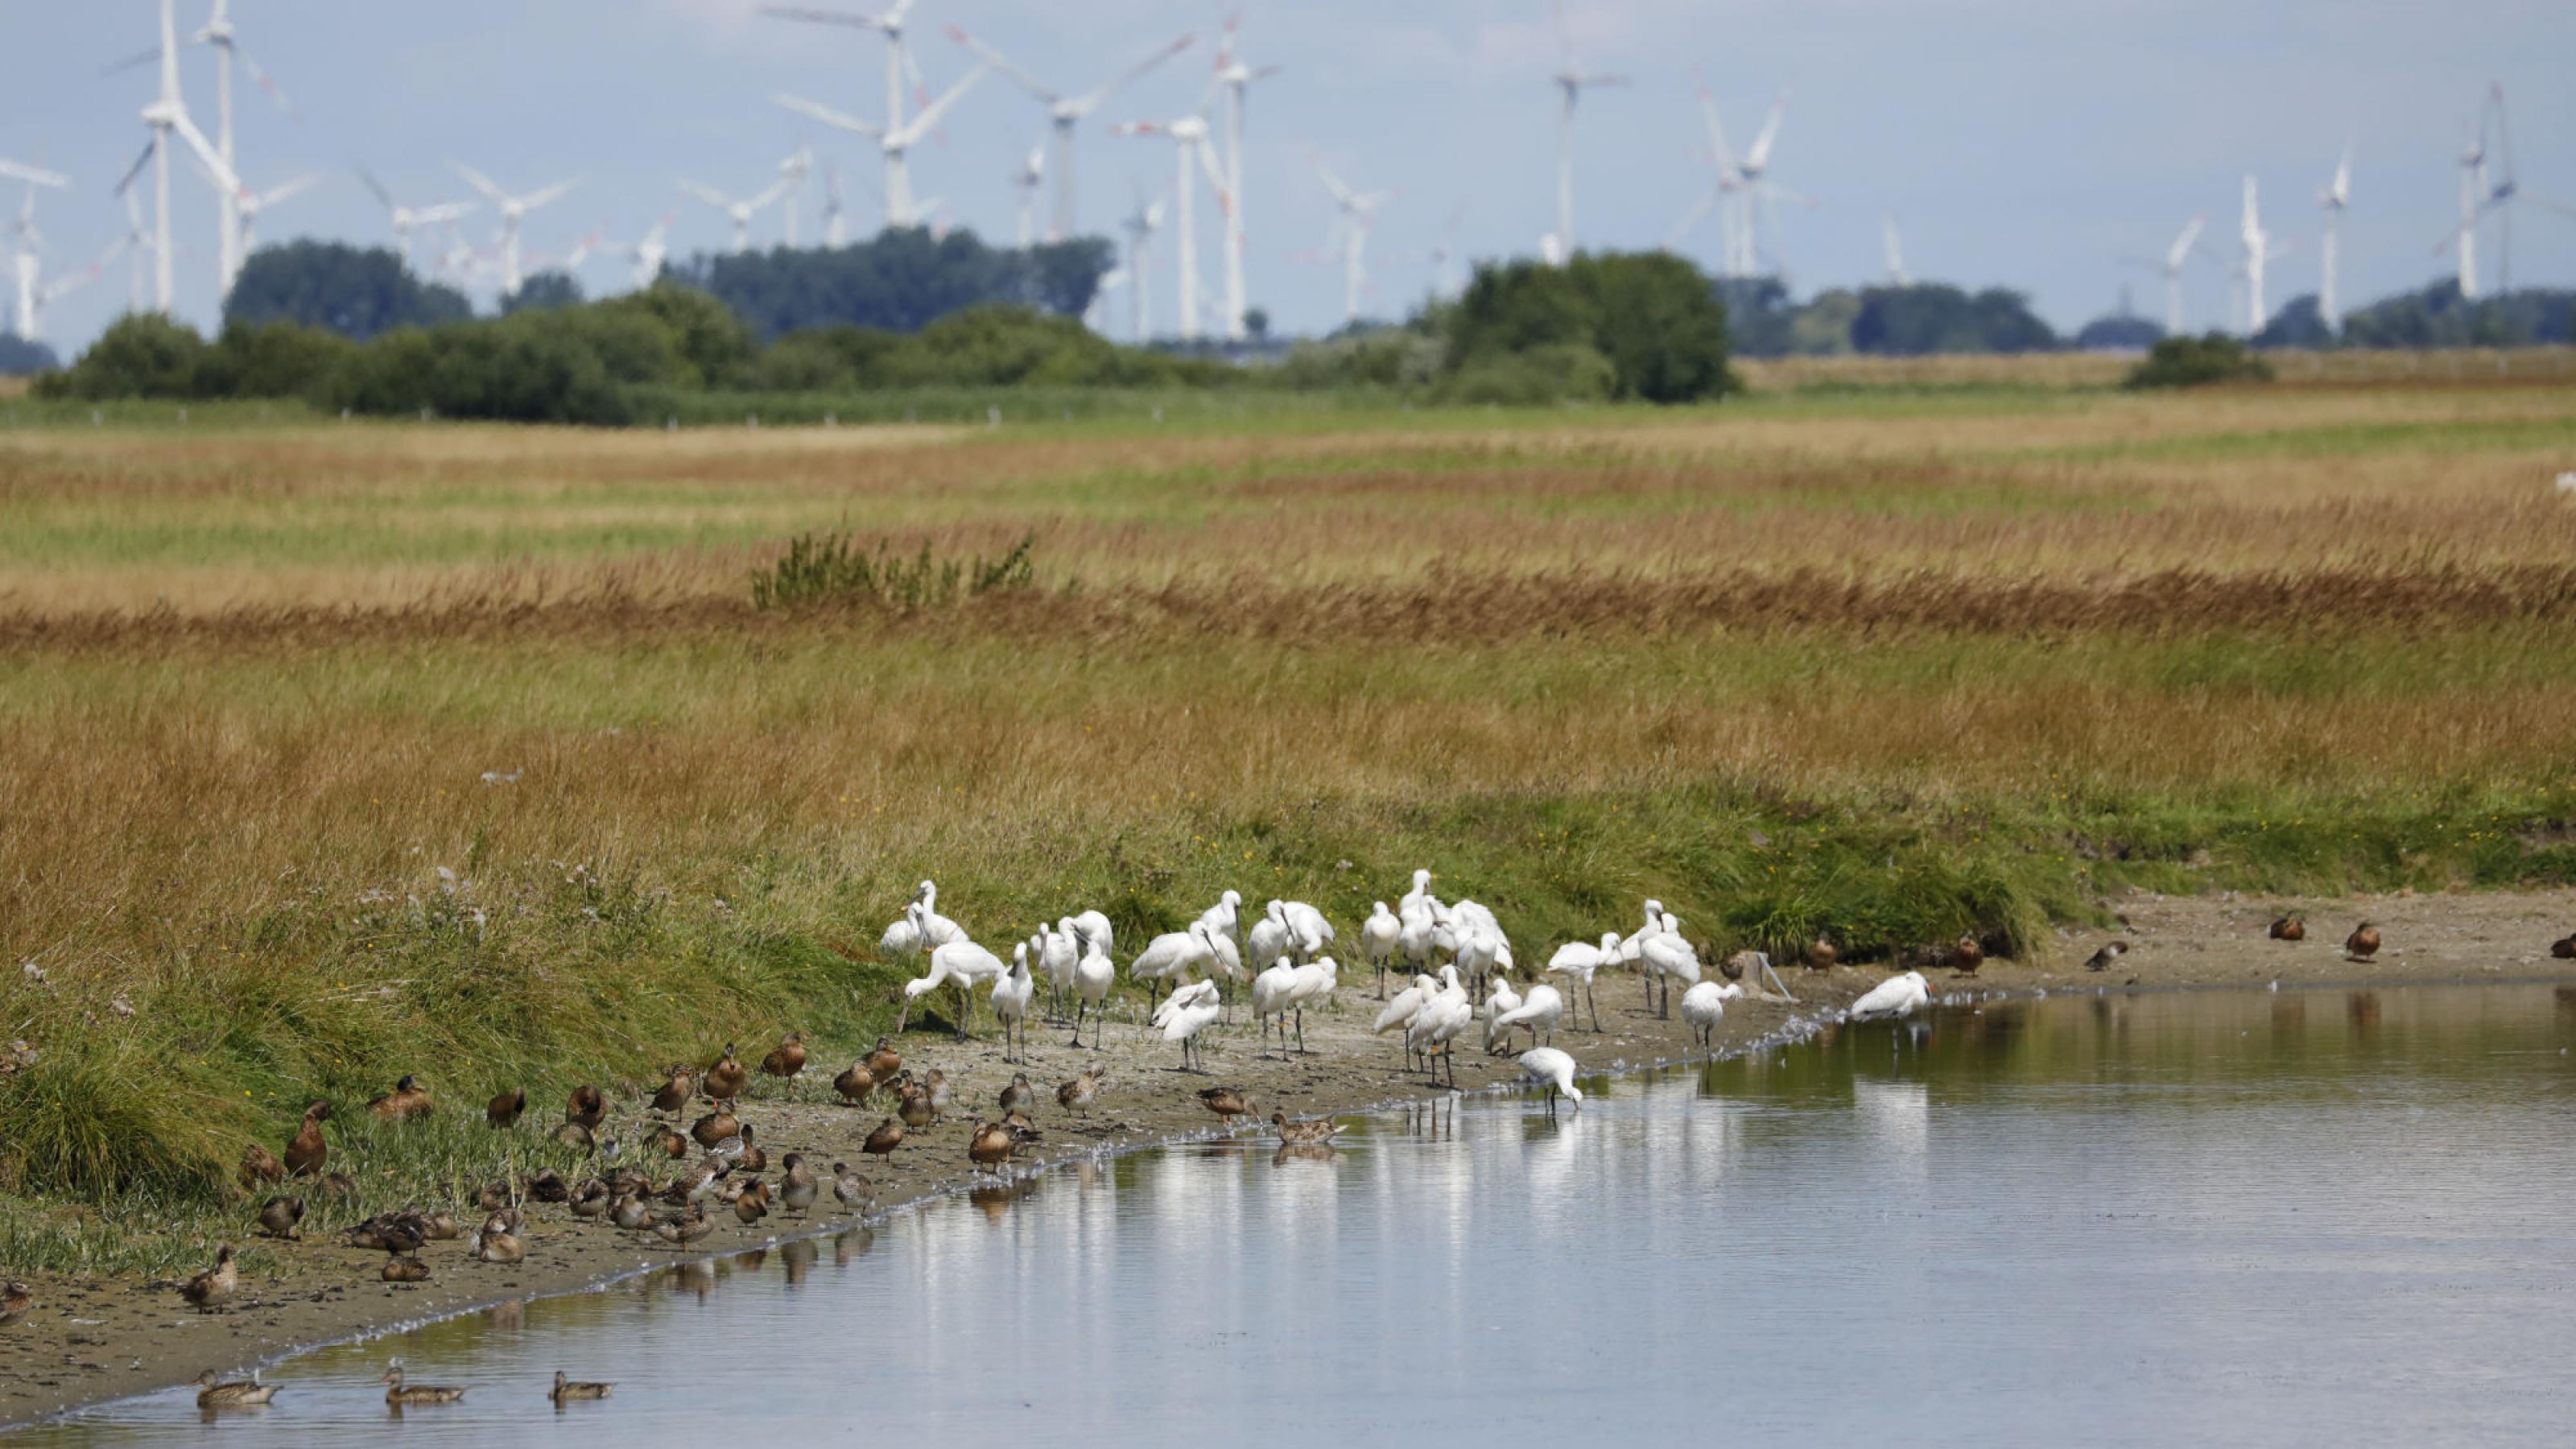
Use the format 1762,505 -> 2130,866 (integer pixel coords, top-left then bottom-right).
1446,252 -> 1737,403
593,280 -> 755,387
199,320 -> 357,398
2124,332 -> 2275,388
1441,342 -> 1616,407
751,530 -> 1037,611
34,314 -> 212,400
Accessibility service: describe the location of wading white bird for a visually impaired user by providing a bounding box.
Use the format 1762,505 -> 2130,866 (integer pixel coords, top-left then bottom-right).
1360,902 -> 1402,997
1519,1046 -> 1583,1115
1248,900 -> 1294,969
1619,899 -> 1668,1010
1444,898 -> 1513,972
1195,890 -> 1242,946
1641,916 -> 1703,1019
1040,920 -> 1080,1016
1482,972 -> 1523,1055
1546,931 -> 1619,1032
1249,957 -> 1300,1054
1151,976 -> 1218,1030
1492,980 -> 1564,1048
1408,966 -> 1473,1087
1450,922 -> 1502,1005
1679,978 -> 1727,1052
1069,908 -> 1113,963
1847,970 -> 1931,1022
1398,868 -> 1439,919
1160,979 -> 1222,1072
1132,922 -> 1219,1006
1282,956 -> 1338,1054
1068,925 -> 1115,1048
992,943 -> 1037,1063
1374,972 -> 1437,1068
898,935 -> 1005,1038
1280,900 -> 1335,959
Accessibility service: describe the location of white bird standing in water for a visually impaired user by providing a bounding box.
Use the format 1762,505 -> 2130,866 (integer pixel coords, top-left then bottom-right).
991,943 -> 1038,1063
1679,979 -> 1727,1052
1519,1046 -> 1583,1114
1492,981 -> 1564,1048
1068,926 -> 1115,1048
1546,932 -> 1619,1033
1360,902 -> 1402,997
1848,970 -> 1931,1022
1408,966 -> 1473,1087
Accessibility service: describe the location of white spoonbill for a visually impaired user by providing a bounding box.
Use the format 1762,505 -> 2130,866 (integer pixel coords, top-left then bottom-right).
1619,898 -> 1668,1010
1446,898 -> 1513,972
1398,905 -> 1440,976
1068,925 -> 1116,1049
913,881 -> 968,950
1492,981 -> 1564,1048
1249,958 -> 1300,1055
1482,972 -> 1523,1055
1151,976 -> 1219,1030
1407,966 -> 1473,1087
1360,902 -> 1402,998
1067,909 -> 1113,962
1248,901 -> 1295,970
1161,982 -> 1223,1073
992,943 -> 1038,1063
1641,917 -> 1703,1020
1847,970 -> 1931,1022
1280,900 -> 1334,960
897,935 -> 1005,1038
1374,973 -> 1437,1068
1282,956 -> 1338,1055
1398,868 -> 1441,919
1678,978 -> 1728,1052
1546,932 -> 1619,1033
1131,923 -> 1219,1007
1518,1046 -> 1583,1115
1195,890 -> 1242,945
1039,921 -> 1080,1018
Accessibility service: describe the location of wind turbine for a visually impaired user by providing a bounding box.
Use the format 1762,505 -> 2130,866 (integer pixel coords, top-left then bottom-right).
6,165 -> 68,341
1010,142 -> 1046,249
1112,112 -> 1226,341
234,172 -> 325,258
2239,175 -> 2291,335
608,213 -> 676,289
763,2 -> 924,140
1117,186 -> 1165,341
354,170 -> 475,272
1204,15 -> 1276,342
1881,212 -> 1910,287
1312,158 -> 1393,328
2119,214 -> 2207,336
2317,145 -> 2351,332
1728,93 -> 1802,277
110,166 -> 153,311
447,163 -> 578,296
2435,84 -> 2575,299
777,144 -> 815,246
774,63 -> 987,229
946,24 -> 1195,243
133,0 -> 245,313
1546,1 -> 1627,260
193,0 -> 297,295
821,165 -> 852,246
679,176 -> 790,254
1667,79 -> 1746,274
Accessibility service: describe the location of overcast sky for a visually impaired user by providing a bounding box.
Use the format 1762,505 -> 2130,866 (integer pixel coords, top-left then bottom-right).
4,1 -> 2570,350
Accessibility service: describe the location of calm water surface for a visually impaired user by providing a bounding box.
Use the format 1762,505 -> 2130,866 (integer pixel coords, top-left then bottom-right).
31,982 -> 2576,1445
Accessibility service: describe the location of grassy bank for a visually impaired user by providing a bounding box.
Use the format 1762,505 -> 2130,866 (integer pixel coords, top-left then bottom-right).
2,376 -> 2574,1267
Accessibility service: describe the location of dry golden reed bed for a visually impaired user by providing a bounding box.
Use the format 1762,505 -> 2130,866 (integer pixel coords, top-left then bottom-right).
2,375 -> 2574,1223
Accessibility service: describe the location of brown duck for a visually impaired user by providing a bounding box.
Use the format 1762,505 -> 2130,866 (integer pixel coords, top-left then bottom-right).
2346,922 -> 2381,961
896,1085 -> 935,1131
485,1088 -> 527,1129
650,1123 -> 690,1158
190,1370 -> 279,1409
256,1195 -> 304,1240
379,1361 -> 466,1406
923,1068 -> 953,1120
2084,941 -> 2130,973
473,1225 -> 524,1264
283,1101 -> 332,1178
1272,1111 -> 1346,1145
833,1060 -> 876,1107
733,1179 -> 772,1224
526,1168 -> 570,1203
865,1037 -> 902,1084
703,1044 -> 747,1102
570,1179 -> 611,1220
180,1244 -> 238,1312
382,1255 -> 430,1283
550,1370 -> 614,1403
564,1084 -> 607,1133
653,1207 -> 713,1247
863,1117 -> 904,1162
368,1075 -> 433,1121
1806,936 -> 1839,970
612,1193 -> 654,1230
998,1072 -> 1038,1115
2550,934 -> 2575,960
691,1103 -> 741,1148
651,1067 -> 698,1115
1197,1086 -> 1252,1126
551,1121 -> 597,1154
779,1153 -> 820,1216
1057,1065 -> 1102,1116
2269,914 -> 2307,942
968,1118 -> 1040,1174
1951,935 -> 1985,976
0,1280 -> 31,1327
239,1143 -> 284,1189
761,1031 -> 807,1092
832,1163 -> 873,1213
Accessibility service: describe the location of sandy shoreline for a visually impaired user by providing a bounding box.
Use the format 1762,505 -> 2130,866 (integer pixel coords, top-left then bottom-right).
5,886 -> 2574,1430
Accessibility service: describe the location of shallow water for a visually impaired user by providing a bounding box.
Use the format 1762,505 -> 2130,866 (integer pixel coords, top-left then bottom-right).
31,983 -> 2576,1445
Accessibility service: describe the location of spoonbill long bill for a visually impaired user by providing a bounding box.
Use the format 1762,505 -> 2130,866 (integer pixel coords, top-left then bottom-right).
1847,970 -> 1931,1022
1518,1046 -> 1583,1115
1545,932 -> 1619,1033
1492,981 -> 1564,1047
898,937 -> 1005,1039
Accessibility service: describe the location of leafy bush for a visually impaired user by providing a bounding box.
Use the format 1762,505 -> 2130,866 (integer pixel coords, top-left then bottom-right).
0,332 -> 59,376
592,280 -> 755,387
33,313 -> 212,399
1441,342 -> 1616,407
2124,332 -> 2274,389
314,316 -> 635,425
1447,253 -> 1737,403
751,530 -> 1037,611
197,320 -> 357,398
1851,283 -> 2058,356
672,227 -> 1116,341
225,239 -> 471,341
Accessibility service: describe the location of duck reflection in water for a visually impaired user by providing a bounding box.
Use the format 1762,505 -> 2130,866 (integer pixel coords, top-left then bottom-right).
779,1237 -> 819,1286
1273,1142 -> 1339,1167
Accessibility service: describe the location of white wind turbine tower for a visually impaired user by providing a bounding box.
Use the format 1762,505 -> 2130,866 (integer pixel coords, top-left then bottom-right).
774,64 -> 987,229
5,163 -> 69,342
777,144 -> 815,246
193,0 -> 297,296
945,24 -> 1194,244
355,169 -> 475,271
1546,0 -> 1627,261
1881,212 -> 1910,286
1728,93 -> 1797,278
133,0 -> 245,314
1009,142 -> 1047,248
448,163 -> 579,296
1206,15 -> 1278,343
1667,80 -> 1746,274
2121,214 -> 2207,336
2317,145 -> 2351,332
109,167 -> 154,311
609,213 -> 676,289
2436,85 -> 2573,299
1112,113 -> 1226,341
1312,158 -> 1393,328
2238,175 -> 2291,335
678,175 -> 790,254
1117,188 -> 1165,341
821,165 -> 852,246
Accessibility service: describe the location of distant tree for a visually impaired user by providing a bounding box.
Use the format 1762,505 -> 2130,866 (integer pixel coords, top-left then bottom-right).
2337,279 -> 2574,349
1787,288 -> 1860,355
1448,253 -> 1736,403
0,332 -> 58,376
592,280 -> 755,387
2123,332 -> 2272,389
671,227 -> 1116,342
2073,313 -> 2164,351
1711,277 -> 1796,357
196,320 -> 357,397
1852,283 -> 2057,355
224,240 -> 473,341
33,313 -> 211,399
2249,295 -> 2333,349
1242,307 -> 1270,342
502,270 -> 586,315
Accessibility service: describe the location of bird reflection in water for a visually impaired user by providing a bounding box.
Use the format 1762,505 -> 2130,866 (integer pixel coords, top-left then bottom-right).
834,1227 -> 874,1265
1272,1142 -> 1338,1167
969,1177 -> 1038,1223
729,1249 -> 767,1274
481,1298 -> 525,1333
778,1236 -> 819,1286
666,1260 -> 715,1300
